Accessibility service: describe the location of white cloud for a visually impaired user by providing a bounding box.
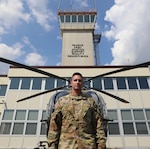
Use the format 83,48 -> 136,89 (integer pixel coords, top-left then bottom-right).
0,43 -> 24,59
0,0 -> 57,34
0,0 -> 30,34
104,0 -> 150,65
22,36 -> 37,52
0,42 -> 24,74
26,0 -> 57,31
25,52 -> 47,66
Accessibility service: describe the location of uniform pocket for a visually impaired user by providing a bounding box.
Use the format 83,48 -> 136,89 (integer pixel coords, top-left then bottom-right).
82,102 -> 93,124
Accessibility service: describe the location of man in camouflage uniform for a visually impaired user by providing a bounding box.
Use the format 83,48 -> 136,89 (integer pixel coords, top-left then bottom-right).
48,72 -> 107,149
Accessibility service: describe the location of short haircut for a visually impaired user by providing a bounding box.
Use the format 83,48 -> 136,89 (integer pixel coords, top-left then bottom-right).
71,72 -> 83,79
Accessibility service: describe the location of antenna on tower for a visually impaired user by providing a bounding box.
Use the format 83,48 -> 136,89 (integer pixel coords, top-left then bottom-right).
70,0 -> 73,10
94,0 -> 96,10
58,0 -> 61,10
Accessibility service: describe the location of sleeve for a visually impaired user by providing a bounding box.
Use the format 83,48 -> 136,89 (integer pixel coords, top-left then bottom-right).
94,103 -> 107,149
47,101 -> 62,149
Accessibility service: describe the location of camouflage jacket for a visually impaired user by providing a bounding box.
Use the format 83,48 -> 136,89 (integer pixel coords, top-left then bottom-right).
47,93 -> 106,149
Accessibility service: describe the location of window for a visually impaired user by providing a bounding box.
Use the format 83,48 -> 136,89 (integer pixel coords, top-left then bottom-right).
56,79 -> 65,87
0,109 -> 42,135
84,15 -> 89,22
127,77 -> 138,89
28,110 -> 38,120
32,78 -> 42,90
45,78 -> 55,90
145,109 -> 150,120
78,15 -> 83,22
0,122 -> 11,134
138,77 -> 149,89
21,78 -> 31,90
136,122 -> 148,134
107,110 -> 120,135
40,123 -> 46,135
123,123 -> 135,134
0,110 -> 14,134
25,123 -> 37,135
60,15 -> 64,22
116,78 -> 127,89
93,78 -> 102,90
15,110 -> 26,120
133,109 -> 145,120
12,123 -> 24,134
108,110 -> 118,120
41,110 -> 46,120
121,110 -> 132,120
66,15 -> 70,22
40,110 -> 47,135
2,110 -> 14,120
121,109 -> 150,135
104,78 -> 114,90
84,78 -> 90,88
9,78 -> 20,89
0,85 -> 7,96
72,15 -> 77,22
91,15 -> 95,22
108,123 -> 120,135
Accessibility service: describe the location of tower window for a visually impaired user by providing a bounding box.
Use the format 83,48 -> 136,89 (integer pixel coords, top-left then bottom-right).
72,15 -> 77,22
78,15 -> 83,22
84,15 -> 89,22
66,15 -> 70,22
91,15 -> 95,22
60,15 -> 64,22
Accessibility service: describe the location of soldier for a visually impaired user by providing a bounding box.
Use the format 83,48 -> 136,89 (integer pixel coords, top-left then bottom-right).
47,72 -> 107,149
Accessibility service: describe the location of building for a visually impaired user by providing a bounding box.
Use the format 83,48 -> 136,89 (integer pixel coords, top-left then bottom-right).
0,1 -> 150,149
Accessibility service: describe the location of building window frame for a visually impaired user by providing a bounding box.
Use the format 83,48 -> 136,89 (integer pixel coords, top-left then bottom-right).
0,109 -> 44,136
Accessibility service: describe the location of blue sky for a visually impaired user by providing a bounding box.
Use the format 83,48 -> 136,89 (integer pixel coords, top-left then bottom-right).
0,0 -> 150,74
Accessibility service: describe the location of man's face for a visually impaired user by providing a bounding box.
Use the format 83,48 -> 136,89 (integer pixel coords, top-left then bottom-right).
70,75 -> 83,90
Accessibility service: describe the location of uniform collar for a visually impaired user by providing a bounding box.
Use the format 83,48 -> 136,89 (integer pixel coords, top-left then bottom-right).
69,92 -> 87,100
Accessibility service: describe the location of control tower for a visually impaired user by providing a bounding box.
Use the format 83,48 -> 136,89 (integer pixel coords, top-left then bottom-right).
58,1 -> 101,66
